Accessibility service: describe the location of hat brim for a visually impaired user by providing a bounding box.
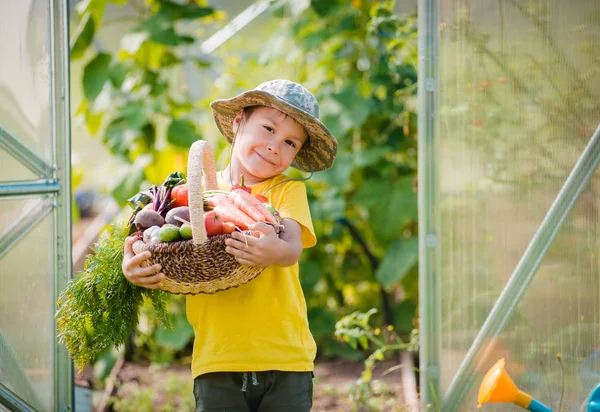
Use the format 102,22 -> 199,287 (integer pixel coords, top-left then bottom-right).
210,90 -> 337,172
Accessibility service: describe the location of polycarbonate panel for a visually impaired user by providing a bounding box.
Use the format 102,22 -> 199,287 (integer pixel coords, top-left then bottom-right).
0,149 -> 38,182
439,0 -> 600,410
0,199 -> 53,412
0,0 -> 52,165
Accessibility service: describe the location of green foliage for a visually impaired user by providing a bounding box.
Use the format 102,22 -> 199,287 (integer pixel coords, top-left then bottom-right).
55,222 -> 171,371
265,0 -> 420,354
109,383 -> 155,411
196,0 -> 420,359
72,0 -> 420,365
133,296 -> 194,365
109,372 -> 194,412
335,309 -> 419,410
72,0 -> 222,205
109,370 -> 195,412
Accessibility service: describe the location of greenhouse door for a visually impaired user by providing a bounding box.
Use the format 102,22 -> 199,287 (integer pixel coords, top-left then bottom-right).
0,1 -> 73,411
419,0 -> 600,410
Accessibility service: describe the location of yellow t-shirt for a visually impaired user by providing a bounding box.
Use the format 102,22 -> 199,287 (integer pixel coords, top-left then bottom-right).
186,173 -> 317,378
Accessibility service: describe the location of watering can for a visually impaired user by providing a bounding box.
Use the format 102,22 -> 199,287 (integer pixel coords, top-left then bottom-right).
478,358 -> 600,411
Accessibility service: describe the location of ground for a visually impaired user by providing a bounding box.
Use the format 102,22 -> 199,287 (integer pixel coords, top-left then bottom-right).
85,358 -> 417,411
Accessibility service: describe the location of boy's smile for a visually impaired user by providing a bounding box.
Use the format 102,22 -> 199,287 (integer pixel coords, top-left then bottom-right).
229,106 -> 308,185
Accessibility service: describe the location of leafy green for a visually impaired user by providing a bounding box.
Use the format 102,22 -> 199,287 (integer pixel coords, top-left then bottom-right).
70,12 -> 96,60
161,171 -> 186,189
56,222 -> 171,371
82,52 -> 112,102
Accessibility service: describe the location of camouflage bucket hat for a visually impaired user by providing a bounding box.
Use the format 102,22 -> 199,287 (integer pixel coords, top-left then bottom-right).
210,79 -> 338,172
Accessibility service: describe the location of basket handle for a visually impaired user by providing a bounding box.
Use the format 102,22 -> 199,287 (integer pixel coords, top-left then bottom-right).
187,140 -> 218,244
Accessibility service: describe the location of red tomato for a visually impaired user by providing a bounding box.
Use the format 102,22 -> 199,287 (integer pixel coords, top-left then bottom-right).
171,184 -> 188,207
204,211 -> 223,236
254,194 -> 269,203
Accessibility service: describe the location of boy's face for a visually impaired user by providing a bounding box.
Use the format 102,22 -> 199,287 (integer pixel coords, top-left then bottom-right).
231,106 -> 308,182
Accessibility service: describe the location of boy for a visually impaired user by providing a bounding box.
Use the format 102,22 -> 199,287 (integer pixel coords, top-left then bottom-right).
122,79 -> 337,411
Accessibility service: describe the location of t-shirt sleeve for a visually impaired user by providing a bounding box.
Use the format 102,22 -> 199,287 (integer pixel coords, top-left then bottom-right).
273,180 -> 316,249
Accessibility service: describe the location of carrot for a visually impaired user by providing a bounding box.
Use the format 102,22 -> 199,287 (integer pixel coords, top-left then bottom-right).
205,194 -> 257,229
213,205 -> 256,230
207,194 -> 229,208
229,189 -> 277,224
222,222 -> 236,234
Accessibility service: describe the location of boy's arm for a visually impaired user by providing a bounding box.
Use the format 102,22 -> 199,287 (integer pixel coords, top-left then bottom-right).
224,218 -> 303,268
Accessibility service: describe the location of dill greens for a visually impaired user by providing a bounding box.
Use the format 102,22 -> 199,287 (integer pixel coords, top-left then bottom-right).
56,221 -> 171,371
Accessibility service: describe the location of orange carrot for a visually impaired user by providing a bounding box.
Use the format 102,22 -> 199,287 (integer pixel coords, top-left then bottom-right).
254,194 -> 269,203
213,205 -> 256,230
222,222 -> 236,234
207,194 -> 229,208
229,189 -> 276,223
206,194 -> 257,229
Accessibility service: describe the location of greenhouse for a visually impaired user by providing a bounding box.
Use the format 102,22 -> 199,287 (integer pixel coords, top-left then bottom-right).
1,0 -> 599,411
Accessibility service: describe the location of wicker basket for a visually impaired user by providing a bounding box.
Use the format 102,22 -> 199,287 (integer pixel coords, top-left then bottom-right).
132,140 -> 265,294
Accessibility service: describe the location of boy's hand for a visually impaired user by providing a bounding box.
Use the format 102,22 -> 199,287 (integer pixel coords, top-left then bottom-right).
122,236 -> 165,289
225,219 -> 303,267
225,223 -> 280,268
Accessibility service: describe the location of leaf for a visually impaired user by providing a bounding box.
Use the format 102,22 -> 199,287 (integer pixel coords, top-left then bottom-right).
358,334 -> 369,350
142,14 -> 194,46
103,102 -> 148,157
82,52 -> 112,102
142,70 -> 168,96
111,156 -> 152,206
376,235 -> 418,288
309,188 -> 345,221
71,12 -> 96,60
160,51 -> 180,67
120,31 -> 149,55
353,147 -> 389,167
167,119 -> 200,148
84,106 -> 104,135
157,1 -> 214,20
392,300 -> 417,334
75,0 -> 107,21
332,86 -> 373,128
155,314 -> 194,350
109,62 -> 129,88
299,260 -> 321,292
311,0 -> 340,17
353,180 -> 390,209
314,151 -> 354,188
306,307 -> 337,339
368,176 -> 417,241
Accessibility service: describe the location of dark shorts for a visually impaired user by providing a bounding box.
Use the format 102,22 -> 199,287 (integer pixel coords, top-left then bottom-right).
193,370 -> 314,412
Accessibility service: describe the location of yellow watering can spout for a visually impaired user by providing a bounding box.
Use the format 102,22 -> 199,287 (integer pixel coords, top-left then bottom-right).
478,358 -> 553,412
478,358 -> 532,408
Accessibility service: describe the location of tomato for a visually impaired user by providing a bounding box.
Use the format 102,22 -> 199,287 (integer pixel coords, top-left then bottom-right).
204,211 -> 223,236
171,184 -> 188,207
254,194 -> 269,203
